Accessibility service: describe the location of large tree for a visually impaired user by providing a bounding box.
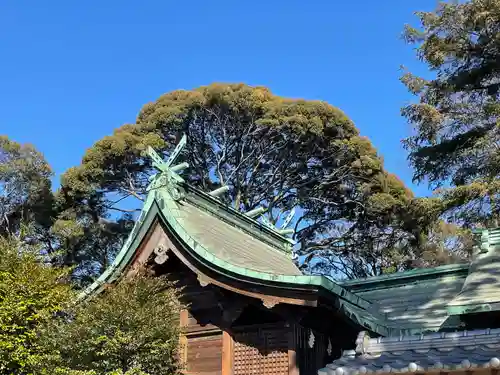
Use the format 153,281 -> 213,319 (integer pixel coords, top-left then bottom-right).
0,136 -> 54,238
57,83 -> 443,280
402,0 -> 500,227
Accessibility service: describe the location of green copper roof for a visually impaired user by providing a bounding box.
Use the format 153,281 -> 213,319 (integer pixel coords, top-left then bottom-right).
339,264 -> 468,333
153,186 -> 374,311
178,196 -> 302,276
180,184 -> 295,254
447,228 -> 500,315
357,273 -> 466,332
340,263 -> 469,290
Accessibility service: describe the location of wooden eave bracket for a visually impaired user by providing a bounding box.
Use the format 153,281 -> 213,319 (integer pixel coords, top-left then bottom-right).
197,275 -> 210,287
262,298 -> 280,309
153,244 -> 170,265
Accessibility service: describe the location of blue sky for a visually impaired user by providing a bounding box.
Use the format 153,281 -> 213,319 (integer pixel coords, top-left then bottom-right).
0,0 -> 437,197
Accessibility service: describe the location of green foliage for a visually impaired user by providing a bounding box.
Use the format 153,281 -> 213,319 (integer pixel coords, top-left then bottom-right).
402,0 -> 500,226
0,235 -> 74,374
56,83 -> 461,278
0,136 -> 54,237
36,272 -> 180,375
0,229 -> 179,375
36,367 -> 149,375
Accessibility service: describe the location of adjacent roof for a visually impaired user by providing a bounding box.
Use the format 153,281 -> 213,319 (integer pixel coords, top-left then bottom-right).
448,228 -> 500,315
318,230 -> 500,375
319,329 -> 500,375
342,265 -> 468,334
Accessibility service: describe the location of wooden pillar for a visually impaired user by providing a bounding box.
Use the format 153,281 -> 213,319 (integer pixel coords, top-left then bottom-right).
288,324 -> 299,375
222,330 -> 234,375
180,308 -> 189,326
179,309 -> 189,367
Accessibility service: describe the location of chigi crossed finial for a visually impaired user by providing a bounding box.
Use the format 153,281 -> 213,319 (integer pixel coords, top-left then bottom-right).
146,134 -> 296,242
146,134 -> 189,193
259,208 -> 296,236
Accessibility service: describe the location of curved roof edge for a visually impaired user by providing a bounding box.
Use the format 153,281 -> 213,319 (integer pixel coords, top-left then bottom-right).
78,182 -> 405,336
78,181 -> 474,337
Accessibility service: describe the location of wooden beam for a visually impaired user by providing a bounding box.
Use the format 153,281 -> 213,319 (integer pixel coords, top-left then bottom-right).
222,330 -> 234,375
125,220 -> 162,277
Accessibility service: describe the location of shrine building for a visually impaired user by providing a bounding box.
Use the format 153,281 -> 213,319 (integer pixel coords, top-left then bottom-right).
80,135 -> 500,375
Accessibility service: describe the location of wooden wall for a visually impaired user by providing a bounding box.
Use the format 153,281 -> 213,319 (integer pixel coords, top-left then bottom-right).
186,334 -> 222,374
179,317 -> 332,375
179,308 -> 223,375
145,224 -> 350,375
173,267 -> 225,375
158,254 -> 298,375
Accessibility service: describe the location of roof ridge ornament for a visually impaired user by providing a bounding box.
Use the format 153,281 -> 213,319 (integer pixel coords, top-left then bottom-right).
260,214 -> 276,231
209,185 -> 230,197
280,207 -> 296,230
244,206 -> 267,218
256,208 -> 297,248
146,134 -> 189,199
146,134 -> 296,247
355,331 -> 370,355
259,208 -> 296,235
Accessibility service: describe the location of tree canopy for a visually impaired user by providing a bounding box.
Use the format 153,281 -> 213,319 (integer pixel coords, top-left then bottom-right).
56,83 -> 462,279
0,232 -> 180,375
402,0 -> 500,227
0,136 -> 54,238
4,2 -> 497,372
37,272 -> 180,375
0,235 -> 74,374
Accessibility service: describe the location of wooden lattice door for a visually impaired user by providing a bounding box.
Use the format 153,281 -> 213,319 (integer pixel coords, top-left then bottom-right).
233,326 -> 289,375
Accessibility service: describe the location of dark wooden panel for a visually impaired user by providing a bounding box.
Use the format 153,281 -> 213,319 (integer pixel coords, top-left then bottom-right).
295,325 -> 328,375
186,334 -> 222,375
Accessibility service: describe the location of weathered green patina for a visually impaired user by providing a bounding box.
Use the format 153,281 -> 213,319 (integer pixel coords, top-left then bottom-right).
319,231 -> 500,374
